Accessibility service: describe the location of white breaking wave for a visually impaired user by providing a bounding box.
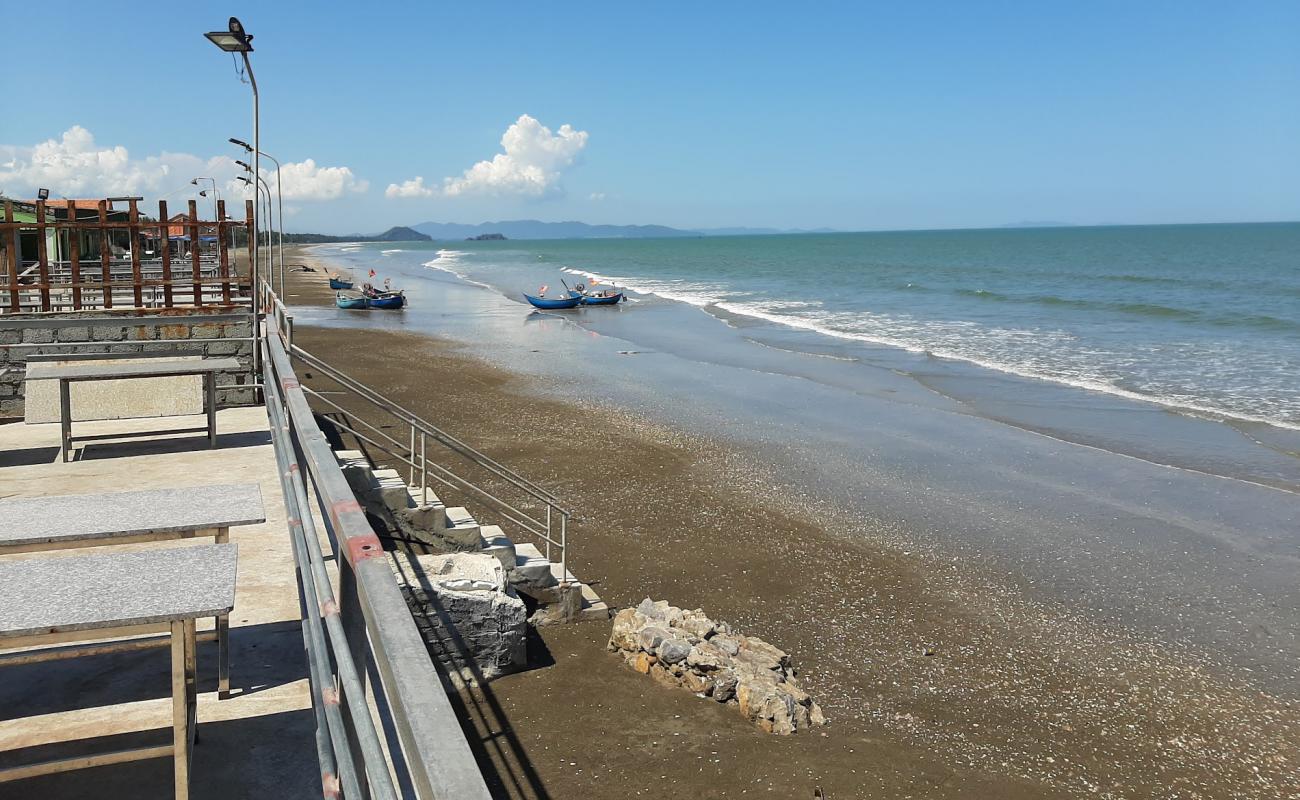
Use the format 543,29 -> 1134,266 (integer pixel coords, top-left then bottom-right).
381,249 -> 404,256
422,250 -> 496,291
709,300 -> 1300,431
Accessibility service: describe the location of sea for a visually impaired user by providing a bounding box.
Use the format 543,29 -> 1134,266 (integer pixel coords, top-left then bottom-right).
333,223 -> 1300,426
306,224 -> 1300,692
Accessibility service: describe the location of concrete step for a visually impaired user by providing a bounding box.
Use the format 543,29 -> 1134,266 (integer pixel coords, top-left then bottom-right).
546,562 -> 612,621
370,468 -> 414,510
444,506 -> 480,537
479,525 -> 516,572
405,485 -> 445,510
513,542 -> 558,587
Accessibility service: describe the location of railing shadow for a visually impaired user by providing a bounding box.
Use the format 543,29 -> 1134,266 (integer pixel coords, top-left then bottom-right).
393,549 -> 555,800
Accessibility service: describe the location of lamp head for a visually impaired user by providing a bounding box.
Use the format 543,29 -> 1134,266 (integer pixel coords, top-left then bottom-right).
235,160 -> 251,172
229,138 -> 252,152
204,17 -> 253,52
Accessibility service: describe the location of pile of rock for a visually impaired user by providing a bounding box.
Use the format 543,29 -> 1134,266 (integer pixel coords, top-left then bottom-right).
608,599 -> 826,735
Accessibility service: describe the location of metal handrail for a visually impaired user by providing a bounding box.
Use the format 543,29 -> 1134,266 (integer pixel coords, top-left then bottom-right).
286,340 -> 571,576
306,387 -> 562,549
264,327 -> 492,800
290,344 -> 568,510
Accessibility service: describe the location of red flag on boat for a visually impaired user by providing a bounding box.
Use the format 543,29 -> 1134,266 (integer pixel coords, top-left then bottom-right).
539,285 -> 548,296
368,269 -> 377,278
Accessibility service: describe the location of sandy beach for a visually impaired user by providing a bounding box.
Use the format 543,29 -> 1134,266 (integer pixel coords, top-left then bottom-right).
283,247 -> 1297,799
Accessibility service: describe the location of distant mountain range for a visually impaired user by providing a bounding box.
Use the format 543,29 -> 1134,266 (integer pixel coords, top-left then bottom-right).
284,225 -> 432,244
410,219 -> 837,240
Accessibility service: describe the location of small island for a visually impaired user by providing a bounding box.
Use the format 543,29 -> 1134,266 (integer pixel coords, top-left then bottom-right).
466,233 -> 507,241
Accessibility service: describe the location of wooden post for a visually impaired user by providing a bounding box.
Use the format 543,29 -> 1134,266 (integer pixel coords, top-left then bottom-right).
245,200 -> 255,299
3,201 -> 19,312
68,201 -> 82,310
189,199 -> 202,306
129,199 -> 143,307
98,200 -> 113,309
217,199 -> 231,304
159,200 -> 173,307
35,199 -> 50,311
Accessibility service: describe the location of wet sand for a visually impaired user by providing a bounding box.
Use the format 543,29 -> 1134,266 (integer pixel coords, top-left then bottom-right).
285,251 -> 1297,799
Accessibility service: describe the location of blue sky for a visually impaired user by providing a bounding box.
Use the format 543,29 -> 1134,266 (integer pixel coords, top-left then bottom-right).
2,2 -> 1297,233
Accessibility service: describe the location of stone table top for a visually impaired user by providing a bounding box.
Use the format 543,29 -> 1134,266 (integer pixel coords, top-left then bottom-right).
0,484 -> 265,548
0,543 -> 238,639
24,357 -> 242,382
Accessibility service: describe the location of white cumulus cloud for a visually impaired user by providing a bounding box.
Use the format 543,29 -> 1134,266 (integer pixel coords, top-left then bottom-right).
0,125 -> 367,205
442,114 -> 588,198
385,176 -> 434,199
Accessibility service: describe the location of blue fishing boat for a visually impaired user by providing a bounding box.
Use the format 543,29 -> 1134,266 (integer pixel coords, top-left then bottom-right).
329,276 -> 354,290
336,293 -> 369,310
571,291 -> 625,306
369,291 -> 405,310
523,292 -> 581,310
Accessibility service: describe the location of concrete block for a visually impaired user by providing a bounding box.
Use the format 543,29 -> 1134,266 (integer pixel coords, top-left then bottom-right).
91,325 -> 125,340
394,551 -> 528,682
190,324 -> 222,339
0,329 -> 20,345
22,328 -> 54,344
205,340 -> 242,356
56,327 -> 91,342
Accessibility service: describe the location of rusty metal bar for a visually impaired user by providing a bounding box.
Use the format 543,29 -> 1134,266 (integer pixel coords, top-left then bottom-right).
98,201 -> 113,309
67,202 -> 82,309
217,199 -> 231,304
3,201 -> 18,312
128,199 -> 143,306
35,199 -> 50,311
159,199 -> 173,307
189,199 -> 202,306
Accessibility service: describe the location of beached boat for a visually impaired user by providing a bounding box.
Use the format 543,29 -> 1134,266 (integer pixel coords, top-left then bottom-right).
570,291 -> 625,306
329,277 -> 354,290
523,292 -> 581,310
336,293 -> 369,310
369,291 -> 405,310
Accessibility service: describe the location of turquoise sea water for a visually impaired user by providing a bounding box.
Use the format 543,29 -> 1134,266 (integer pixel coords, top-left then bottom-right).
367,223 -> 1300,429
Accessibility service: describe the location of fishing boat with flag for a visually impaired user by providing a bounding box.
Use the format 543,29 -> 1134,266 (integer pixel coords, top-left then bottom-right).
524,284 -> 581,310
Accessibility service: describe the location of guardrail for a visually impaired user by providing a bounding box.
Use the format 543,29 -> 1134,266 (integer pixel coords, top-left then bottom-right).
262,325 -> 492,800
260,283 -> 573,580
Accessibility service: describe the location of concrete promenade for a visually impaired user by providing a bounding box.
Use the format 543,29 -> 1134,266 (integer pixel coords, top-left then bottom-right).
0,408 -> 321,798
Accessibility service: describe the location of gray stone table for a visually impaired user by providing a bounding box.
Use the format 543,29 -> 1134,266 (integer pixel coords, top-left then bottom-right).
0,482 -> 263,699
0,543 -> 238,798
24,357 -> 243,461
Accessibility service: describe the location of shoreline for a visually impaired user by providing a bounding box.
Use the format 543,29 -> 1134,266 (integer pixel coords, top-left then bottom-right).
284,249 -> 1298,798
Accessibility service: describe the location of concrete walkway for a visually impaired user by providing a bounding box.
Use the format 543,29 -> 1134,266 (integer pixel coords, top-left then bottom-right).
0,408 -> 321,798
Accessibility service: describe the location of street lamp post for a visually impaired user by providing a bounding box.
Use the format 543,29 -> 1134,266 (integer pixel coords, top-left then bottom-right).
231,138 -> 285,299
236,173 -> 275,292
204,16 -> 260,361
191,177 -> 220,220
236,158 -> 281,296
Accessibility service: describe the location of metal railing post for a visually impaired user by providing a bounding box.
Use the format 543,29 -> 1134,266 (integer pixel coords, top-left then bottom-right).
561,511 -> 568,582
420,431 -> 427,506
545,506 -> 552,563
408,426 -> 416,485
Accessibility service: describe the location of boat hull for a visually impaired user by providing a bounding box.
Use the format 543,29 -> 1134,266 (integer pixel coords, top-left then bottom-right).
336,295 -> 369,309
579,292 -> 624,306
523,293 -> 581,310
329,278 -> 354,290
369,292 -> 405,309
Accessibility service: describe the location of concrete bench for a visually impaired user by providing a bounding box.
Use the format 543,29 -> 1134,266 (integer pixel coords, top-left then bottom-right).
23,357 -> 243,462
0,543 -> 238,799
0,483 -> 264,698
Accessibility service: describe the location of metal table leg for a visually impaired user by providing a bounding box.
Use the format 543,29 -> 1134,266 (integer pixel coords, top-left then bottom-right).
59,378 -> 72,462
205,373 -> 217,449
216,527 -> 230,699
171,618 -> 196,799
